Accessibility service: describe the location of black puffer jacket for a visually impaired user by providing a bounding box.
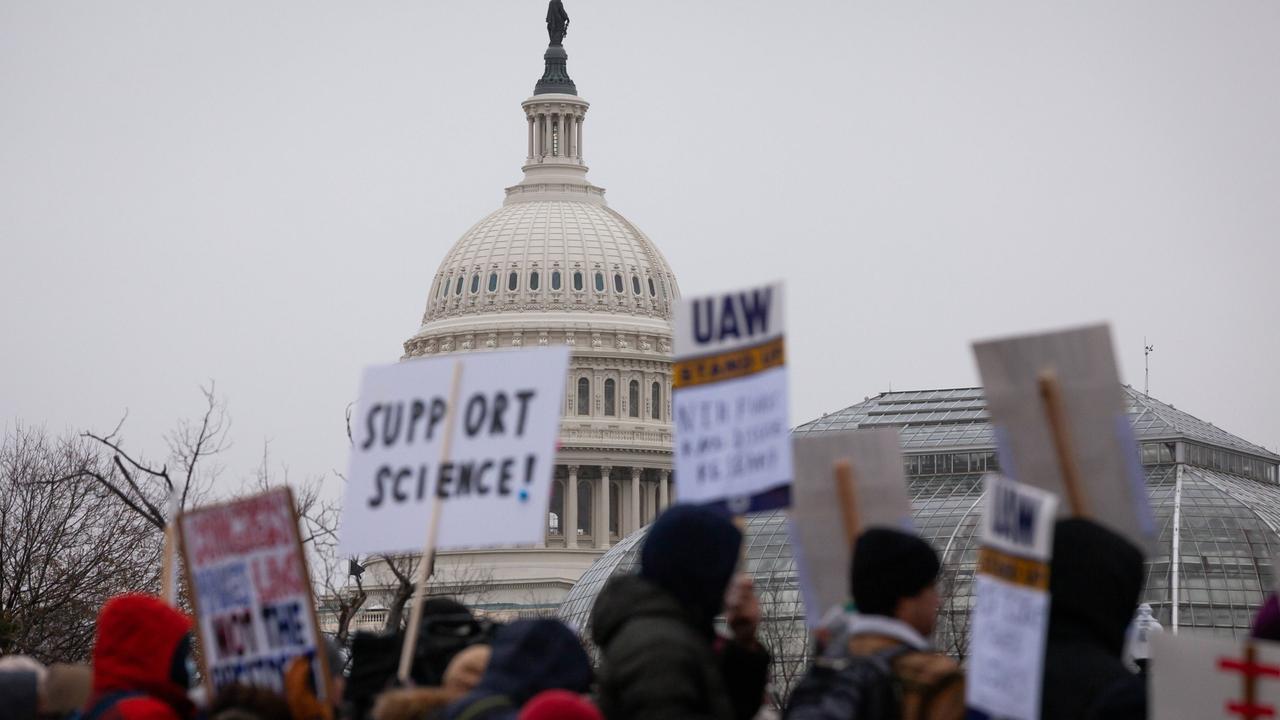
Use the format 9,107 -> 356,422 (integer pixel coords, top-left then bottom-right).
1040,519 -> 1146,720
590,575 -> 769,720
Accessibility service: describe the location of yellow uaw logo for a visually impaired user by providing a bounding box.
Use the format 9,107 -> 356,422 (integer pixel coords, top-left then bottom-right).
977,546 -> 1050,590
673,337 -> 786,389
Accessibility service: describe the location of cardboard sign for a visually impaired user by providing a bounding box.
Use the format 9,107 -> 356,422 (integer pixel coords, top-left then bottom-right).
966,474 -> 1058,720
789,428 -> 913,627
973,324 -> 1155,552
339,346 -> 569,556
178,487 -> 330,699
672,281 -> 791,513
1152,633 -> 1280,719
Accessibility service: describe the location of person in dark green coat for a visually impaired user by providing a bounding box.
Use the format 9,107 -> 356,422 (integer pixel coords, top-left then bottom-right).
589,505 -> 771,720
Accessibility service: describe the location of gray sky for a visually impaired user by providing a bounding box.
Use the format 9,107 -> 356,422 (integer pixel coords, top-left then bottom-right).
3,1 -> 1278,495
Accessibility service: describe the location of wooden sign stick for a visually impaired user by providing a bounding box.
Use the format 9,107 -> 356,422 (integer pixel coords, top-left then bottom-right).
1037,370 -> 1088,518
834,460 -> 860,551
397,360 -> 464,684
160,488 -> 180,605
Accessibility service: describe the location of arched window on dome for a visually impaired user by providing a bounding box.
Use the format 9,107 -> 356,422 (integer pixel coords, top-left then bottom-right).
438,278 -> 447,299
577,480 -> 593,537
551,270 -> 561,290
573,271 -> 584,292
629,380 -> 640,418
470,274 -> 480,294
594,272 -> 605,293
508,271 -> 518,291
529,271 -> 540,291
487,272 -> 498,293
648,277 -> 656,297
577,377 -> 590,416
604,379 -> 616,416
651,382 -> 661,420
613,273 -> 624,294
632,275 -> 642,296
455,276 -> 464,296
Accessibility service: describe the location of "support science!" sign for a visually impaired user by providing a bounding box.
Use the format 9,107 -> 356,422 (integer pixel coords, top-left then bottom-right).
338,346 -> 569,556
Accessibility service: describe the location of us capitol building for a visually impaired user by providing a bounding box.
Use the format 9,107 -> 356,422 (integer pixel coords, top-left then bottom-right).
347,3 -> 681,625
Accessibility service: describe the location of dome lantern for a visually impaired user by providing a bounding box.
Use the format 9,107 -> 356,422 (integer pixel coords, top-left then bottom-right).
508,1 -> 603,206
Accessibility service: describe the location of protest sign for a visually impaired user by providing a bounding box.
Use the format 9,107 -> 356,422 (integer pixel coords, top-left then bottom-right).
1152,632 -> 1280,719
338,346 -> 570,557
973,323 -> 1156,552
789,428 -> 913,627
966,473 -> 1058,720
673,281 -> 791,514
177,487 -> 330,699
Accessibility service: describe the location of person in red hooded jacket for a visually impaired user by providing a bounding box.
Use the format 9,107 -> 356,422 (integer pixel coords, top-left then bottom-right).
82,594 -> 197,720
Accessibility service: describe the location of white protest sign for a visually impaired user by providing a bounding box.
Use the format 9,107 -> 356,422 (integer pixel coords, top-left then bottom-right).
966,474 -> 1058,720
673,281 -> 791,513
339,346 -> 569,556
973,324 -> 1155,552
178,487 -> 330,699
1152,633 -> 1280,719
790,428 -> 913,627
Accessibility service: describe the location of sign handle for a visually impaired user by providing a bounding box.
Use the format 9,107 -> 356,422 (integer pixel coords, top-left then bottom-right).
1037,370 -> 1088,517
834,460 -> 860,550
397,360 -> 464,684
161,488 -> 180,605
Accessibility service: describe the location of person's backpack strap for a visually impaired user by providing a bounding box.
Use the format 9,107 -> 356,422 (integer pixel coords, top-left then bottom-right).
885,647 -> 966,720
783,642 -> 910,720
80,691 -> 143,720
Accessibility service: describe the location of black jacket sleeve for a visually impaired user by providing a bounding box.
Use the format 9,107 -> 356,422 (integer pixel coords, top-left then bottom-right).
717,638 -> 772,720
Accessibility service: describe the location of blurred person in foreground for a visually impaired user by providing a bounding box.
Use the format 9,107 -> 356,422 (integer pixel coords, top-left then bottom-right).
785,527 -> 963,720
590,504 -> 770,720
347,598 -> 492,720
1041,519 -> 1146,720
443,619 -> 591,720
372,644 -> 491,720
82,594 -> 197,720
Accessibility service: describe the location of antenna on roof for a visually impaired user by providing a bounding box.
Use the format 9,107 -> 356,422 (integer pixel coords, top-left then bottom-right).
1144,338 -> 1155,395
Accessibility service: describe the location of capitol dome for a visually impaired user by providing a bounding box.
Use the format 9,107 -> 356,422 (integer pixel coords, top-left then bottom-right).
405,199 -> 677,356
362,4 -> 682,621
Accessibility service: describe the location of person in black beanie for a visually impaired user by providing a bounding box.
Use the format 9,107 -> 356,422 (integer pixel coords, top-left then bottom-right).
590,504 -> 771,720
1040,518 -> 1146,720
789,528 -> 963,719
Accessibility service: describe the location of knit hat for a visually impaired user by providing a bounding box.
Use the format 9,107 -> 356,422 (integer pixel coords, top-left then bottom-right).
851,528 -> 941,616
518,690 -> 603,720
639,504 -> 742,632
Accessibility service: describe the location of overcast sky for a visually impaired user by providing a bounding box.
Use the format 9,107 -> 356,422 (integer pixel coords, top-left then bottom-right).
3,1 -> 1277,496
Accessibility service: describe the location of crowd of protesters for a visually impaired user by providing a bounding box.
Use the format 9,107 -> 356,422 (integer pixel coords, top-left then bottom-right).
4,504 -> 1277,720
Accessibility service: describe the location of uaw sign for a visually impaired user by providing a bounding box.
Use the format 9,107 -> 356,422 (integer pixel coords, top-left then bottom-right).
1153,633 -> 1280,720
673,281 -> 791,513
967,474 -> 1058,720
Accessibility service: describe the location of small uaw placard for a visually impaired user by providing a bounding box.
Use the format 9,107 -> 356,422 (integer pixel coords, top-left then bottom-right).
339,346 -> 570,556
672,281 -> 791,513
966,474 -> 1058,720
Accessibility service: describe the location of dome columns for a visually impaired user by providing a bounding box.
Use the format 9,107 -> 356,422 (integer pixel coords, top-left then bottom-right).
545,464 -> 672,549
511,94 -> 599,198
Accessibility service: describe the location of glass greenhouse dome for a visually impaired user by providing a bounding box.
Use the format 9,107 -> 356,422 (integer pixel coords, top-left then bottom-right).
558,387 -> 1280,697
